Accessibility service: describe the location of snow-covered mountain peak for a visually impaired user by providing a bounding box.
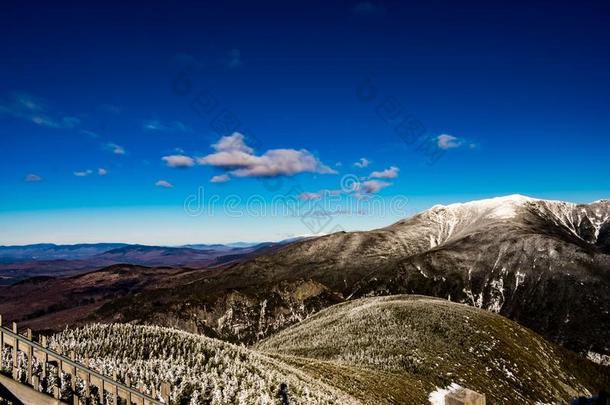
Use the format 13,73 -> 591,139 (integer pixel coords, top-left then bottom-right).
404,195 -> 610,248
429,194 -> 537,220
420,195 -> 610,246
413,195 -> 540,249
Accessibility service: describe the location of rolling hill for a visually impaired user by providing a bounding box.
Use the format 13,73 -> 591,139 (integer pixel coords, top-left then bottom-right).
257,295 -> 610,404
47,295 -> 609,404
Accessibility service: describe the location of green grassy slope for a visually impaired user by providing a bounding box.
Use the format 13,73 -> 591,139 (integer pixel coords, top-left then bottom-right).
256,295 -> 610,404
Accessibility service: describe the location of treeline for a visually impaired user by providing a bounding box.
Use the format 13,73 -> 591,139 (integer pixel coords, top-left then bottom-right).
49,323 -> 355,404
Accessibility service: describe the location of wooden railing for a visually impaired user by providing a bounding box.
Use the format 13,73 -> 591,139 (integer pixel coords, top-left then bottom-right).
0,315 -> 170,405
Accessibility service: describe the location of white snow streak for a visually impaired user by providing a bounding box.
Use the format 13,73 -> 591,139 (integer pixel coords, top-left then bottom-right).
428,383 -> 463,405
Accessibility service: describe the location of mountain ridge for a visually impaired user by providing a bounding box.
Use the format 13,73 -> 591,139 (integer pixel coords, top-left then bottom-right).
0,240 -> 300,284
86,195 -> 609,355
1,195 -> 608,357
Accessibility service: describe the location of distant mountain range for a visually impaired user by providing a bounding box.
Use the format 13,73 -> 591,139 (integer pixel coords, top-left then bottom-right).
0,240 -> 297,284
0,243 -> 129,262
1,195 -> 608,359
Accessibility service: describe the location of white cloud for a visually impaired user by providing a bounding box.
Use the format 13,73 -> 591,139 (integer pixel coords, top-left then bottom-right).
162,154 -> 195,168
297,189 -> 345,201
24,174 -> 42,182
74,170 -> 93,177
212,132 -> 253,154
143,120 -> 190,132
155,180 -> 173,188
358,179 -> 391,194
98,168 -> 108,176
105,143 -> 126,155
197,132 -> 336,179
143,120 -> 163,131
369,166 -> 399,179
30,116 -> 61,128
210,174 -> 230,183
353,157 -> 371,168
437,134 -> 463,150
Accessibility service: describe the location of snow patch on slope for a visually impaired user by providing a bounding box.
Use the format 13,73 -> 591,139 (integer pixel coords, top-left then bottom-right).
428,383 -> 463,405
425,195 -> 537,247
430,195 -> 536,220
533,200 -> 610,243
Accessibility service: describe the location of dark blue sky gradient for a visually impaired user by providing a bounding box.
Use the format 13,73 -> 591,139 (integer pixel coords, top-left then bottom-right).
1,0 -> 608,244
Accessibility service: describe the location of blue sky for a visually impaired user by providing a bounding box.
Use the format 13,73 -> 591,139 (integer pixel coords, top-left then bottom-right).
1,0 -> 609,245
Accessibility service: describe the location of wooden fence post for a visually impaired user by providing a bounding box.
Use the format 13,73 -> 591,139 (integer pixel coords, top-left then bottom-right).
161,382 -> 171,403
11,322 -> 18,380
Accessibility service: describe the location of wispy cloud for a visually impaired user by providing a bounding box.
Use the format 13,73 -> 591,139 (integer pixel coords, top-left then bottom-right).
0,92 -> 81,129
369,166 -> 399,179
210,174 -> 230,183
298,192 -> 323,201
155,180 -> 173,188
74,170 -> 93,177
300,177 -> 392,201
24,174 -> 42,182
197,132 -> 336,180
81,130 -> 99,138
162,154 -> 195,168
353,157 -> 371,168
73,168 -> 107,177
358,179 -> 391,194
436,134 -> 463,150
105,142 -> 126,155
298,189 -> 344,201
143,119 -> 190,132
